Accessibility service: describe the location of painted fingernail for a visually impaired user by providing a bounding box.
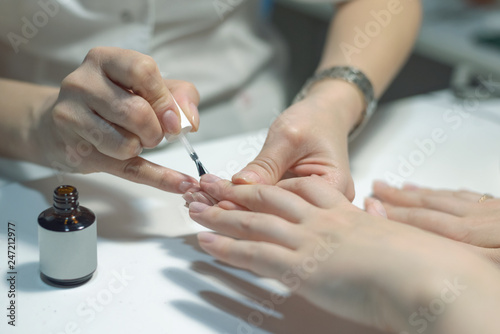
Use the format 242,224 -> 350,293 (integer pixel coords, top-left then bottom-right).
189,103 -> 199,129
190,202 -> 210,213
201,174 -> 221,184
403,183 -> 419,191
197,231 -> 218,244
373,199 -> 387,218
179,181 -> 198,193
182,192 -> 195,204
192,192 -> 213,205
233,171 -> 260,184
373,180 -> 390,191
163,110 -> 180,134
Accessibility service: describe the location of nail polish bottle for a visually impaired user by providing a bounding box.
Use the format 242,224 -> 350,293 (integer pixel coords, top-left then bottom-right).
38,185 -> 97,287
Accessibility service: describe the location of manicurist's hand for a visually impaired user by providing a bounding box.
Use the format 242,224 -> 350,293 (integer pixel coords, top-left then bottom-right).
34,47 -> 200,193
372,181 -> 500,265
232,80 -> 364,201
188,174 -> 500,334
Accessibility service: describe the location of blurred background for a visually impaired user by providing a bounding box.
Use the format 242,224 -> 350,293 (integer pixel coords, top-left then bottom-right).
269,0 -> 500,103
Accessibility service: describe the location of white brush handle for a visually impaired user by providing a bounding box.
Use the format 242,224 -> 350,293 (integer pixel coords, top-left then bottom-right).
164,97 -> 193,143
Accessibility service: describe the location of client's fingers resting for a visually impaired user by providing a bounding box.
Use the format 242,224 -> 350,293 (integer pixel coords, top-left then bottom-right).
197,232 -> 298,280
189,202 -> 302,249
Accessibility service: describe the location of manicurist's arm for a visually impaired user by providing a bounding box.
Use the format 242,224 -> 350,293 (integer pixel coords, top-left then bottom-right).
233,0 -> 422,201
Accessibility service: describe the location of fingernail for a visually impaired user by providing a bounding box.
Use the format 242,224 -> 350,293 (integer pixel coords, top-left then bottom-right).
189,103 -> 199,130
372,199 -> 387,218
163,110 -> 180,134
403,183 -> 419,191
192,192 -> 214,206
197,231 -> 218,244
182,192 -> 195,204
233,171 -> 261,184
364,197 -> 375,208
134,144 -> 144,156
201,174 -> 221,184
179,181 -> 198,193
373,180 -> 390,191
190,202 -> 210,213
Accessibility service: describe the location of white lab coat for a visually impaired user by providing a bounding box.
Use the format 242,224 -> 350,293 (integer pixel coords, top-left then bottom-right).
0,0 -> 336,140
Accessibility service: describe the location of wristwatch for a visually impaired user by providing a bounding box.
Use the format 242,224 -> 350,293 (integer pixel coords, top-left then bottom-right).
292,66 -> 377,140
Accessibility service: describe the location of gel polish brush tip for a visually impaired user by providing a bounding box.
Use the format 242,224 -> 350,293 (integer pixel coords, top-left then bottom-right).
179,133 -> 208,176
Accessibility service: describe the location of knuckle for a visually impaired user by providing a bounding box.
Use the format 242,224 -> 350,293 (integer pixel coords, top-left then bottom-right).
60,71 -> 86,93
51,104 -> 74,127
121,158 -> 142,181
84,47 -> 105,63
251,157 -> 281,181
178,81 -> 200,100
240,213 -> 260,235
254,187 -> 269,203
282,125 -> 305,146
156,168 -> 177,191
241,243 -> 259,268
123,96 -> 151,124
116,136 -> 142,160
130,55 -> 158,81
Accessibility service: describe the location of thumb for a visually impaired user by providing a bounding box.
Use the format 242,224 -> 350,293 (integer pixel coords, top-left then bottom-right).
166,79 -> 200,132
232,141 -> 295,185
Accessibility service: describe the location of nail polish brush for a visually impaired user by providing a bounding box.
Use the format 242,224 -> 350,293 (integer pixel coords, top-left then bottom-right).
164,97 -> 208,176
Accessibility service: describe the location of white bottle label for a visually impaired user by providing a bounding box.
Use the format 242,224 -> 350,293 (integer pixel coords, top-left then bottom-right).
39,222 -> 97,280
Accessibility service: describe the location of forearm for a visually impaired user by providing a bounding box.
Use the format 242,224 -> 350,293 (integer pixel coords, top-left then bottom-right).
422,259 -> 500,334
379,237 -> 500,334
307,0 -> 422,130
0,78 -> 58,163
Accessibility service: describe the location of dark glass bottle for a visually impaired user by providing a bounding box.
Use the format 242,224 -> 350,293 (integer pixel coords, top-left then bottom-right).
38,185 -> 97,287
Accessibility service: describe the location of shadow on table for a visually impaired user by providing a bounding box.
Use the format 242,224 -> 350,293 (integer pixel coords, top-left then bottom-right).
163,234 -> 385,334
22,174 -> 165,241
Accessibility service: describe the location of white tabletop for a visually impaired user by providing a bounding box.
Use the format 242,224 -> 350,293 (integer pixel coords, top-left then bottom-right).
1,90 -> 500,334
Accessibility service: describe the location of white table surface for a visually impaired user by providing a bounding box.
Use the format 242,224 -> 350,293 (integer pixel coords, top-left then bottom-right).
1,90 -> 500,334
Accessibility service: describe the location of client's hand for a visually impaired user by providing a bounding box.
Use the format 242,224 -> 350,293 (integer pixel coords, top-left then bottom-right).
188,174 -> 500,334
372,181 -> 500,265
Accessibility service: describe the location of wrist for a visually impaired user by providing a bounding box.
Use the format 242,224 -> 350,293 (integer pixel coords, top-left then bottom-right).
0,79 -> 59,164
302,79 -> 365,135
29,88 -> 59,165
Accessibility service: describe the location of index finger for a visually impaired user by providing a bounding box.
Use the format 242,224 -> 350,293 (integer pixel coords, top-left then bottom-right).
197,232 -> 299,281
92,153 -> 199,193
89,47 -> 180,131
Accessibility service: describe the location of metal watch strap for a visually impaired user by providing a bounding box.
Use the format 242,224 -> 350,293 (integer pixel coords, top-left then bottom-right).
292,66 -> 377,140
